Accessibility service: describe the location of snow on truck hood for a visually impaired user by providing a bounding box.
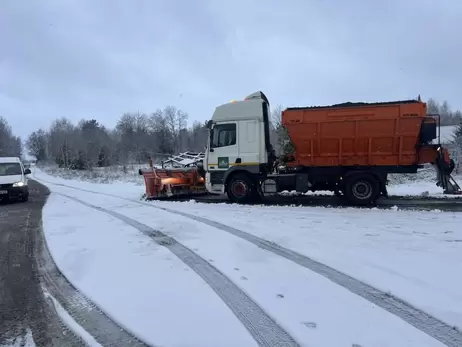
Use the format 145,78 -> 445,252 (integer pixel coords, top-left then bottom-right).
0,174 -> 23,184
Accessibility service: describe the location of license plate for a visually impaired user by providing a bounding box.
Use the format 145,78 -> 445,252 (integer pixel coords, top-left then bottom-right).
0,190 -> 7,195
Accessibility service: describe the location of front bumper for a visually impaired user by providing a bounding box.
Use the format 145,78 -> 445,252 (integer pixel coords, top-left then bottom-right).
0,185 -> 29,200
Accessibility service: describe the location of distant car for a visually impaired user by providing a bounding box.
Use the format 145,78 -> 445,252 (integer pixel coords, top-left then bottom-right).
0,157 -> 31,202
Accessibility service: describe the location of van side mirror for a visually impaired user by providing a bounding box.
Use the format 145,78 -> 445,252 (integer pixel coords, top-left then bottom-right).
24,168 -> 31,175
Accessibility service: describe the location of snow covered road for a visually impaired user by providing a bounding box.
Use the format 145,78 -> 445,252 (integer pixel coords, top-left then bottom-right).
33,168 -> 462,347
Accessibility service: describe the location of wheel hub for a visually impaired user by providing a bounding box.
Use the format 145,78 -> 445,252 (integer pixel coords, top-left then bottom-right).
352,181 -> 372,199
232,180 -> 248,198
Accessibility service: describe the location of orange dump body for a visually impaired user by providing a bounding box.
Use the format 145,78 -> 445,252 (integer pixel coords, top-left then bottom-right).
140,167 -> 206,199
282,100 -> 442,167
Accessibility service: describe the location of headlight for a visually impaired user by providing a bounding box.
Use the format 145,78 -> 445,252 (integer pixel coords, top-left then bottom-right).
13,181 -> 25,187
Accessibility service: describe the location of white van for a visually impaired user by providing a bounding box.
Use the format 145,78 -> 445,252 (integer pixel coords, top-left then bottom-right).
0,157 -> 31,202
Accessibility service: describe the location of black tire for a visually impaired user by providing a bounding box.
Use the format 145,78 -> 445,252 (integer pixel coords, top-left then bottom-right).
343,174 -> 380,206
226,173 -> 257,204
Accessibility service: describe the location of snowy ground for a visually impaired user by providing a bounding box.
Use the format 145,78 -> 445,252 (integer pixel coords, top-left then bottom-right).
33,168 -> 462,347
0,329 -> 36,347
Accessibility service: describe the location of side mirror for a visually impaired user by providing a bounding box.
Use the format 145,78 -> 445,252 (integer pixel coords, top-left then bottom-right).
24,168 -> 31,175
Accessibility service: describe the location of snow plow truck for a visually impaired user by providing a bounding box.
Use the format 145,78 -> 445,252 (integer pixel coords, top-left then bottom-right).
140,91 -> 461,205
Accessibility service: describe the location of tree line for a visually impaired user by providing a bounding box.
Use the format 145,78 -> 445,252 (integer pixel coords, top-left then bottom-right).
25,106 -> 211,169
0,117 -> 22,157
427,98 -> 462,126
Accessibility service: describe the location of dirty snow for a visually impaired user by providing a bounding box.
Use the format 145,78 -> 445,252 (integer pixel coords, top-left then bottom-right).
0,329 -> 36,347
43,289 -> 102,347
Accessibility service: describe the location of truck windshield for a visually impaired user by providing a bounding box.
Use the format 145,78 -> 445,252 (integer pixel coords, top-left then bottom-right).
0,163 -> 22,176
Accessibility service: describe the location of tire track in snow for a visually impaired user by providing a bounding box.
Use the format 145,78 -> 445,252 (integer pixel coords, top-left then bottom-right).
37,200 -> 151,347
146,202 -> 462,347
34,176 -> 462,347
55,192 -> 300,347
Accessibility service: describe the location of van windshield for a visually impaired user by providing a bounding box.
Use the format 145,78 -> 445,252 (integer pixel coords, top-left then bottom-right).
0,163 -> 22,176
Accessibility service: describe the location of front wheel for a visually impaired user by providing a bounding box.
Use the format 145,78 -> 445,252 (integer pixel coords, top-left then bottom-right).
226,173 -> 257,204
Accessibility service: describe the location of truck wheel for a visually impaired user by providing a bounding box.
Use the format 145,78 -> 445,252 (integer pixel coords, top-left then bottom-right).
226,173 -> 256,204
344,174 -> 379,206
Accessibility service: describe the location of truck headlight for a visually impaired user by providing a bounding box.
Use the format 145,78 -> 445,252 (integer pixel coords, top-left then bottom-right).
13,181 -> 25,187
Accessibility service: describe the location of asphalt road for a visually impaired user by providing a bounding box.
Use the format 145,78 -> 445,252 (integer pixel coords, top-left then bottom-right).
0,180 -> 82,347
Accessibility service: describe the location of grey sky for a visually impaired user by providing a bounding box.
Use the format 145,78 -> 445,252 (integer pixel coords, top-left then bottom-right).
1,0 -> 461,139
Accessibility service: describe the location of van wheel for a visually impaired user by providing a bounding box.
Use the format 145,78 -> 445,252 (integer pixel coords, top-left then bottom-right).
226,173 -> 256,204
344,174 -> 379,206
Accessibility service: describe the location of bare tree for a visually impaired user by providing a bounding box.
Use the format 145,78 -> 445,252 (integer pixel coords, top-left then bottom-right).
163,106 -> 188,153
149,109 -> 174,155
75,119 -> 112,169
0,117 -> 22,157
115,112 -> 151,165
187,120 -> 208,152
426,98 -> 461,126
24,104 -> 211,170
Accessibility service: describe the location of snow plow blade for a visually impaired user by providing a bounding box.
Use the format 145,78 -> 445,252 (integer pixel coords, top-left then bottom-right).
139,153 -> 207,200
139,167 -> 206,199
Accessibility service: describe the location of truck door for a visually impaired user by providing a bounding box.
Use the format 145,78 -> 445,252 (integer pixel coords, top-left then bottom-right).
207,122 -> 238,189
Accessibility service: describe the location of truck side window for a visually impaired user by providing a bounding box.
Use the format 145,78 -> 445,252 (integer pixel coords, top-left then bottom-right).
212,124 -> 236,148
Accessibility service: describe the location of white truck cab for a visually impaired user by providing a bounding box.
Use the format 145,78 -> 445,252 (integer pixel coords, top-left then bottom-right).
204,91 -> 275,202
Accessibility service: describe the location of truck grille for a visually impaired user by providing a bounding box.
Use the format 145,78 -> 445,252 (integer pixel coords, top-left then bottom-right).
0,183 -> 13,189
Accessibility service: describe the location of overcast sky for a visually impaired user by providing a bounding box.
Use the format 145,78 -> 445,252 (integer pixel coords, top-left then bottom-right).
1,0 -> 461,139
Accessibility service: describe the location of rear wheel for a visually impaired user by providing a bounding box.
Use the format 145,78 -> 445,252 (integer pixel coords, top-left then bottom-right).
226,173 -> 257,204
344,174 -> 380,206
